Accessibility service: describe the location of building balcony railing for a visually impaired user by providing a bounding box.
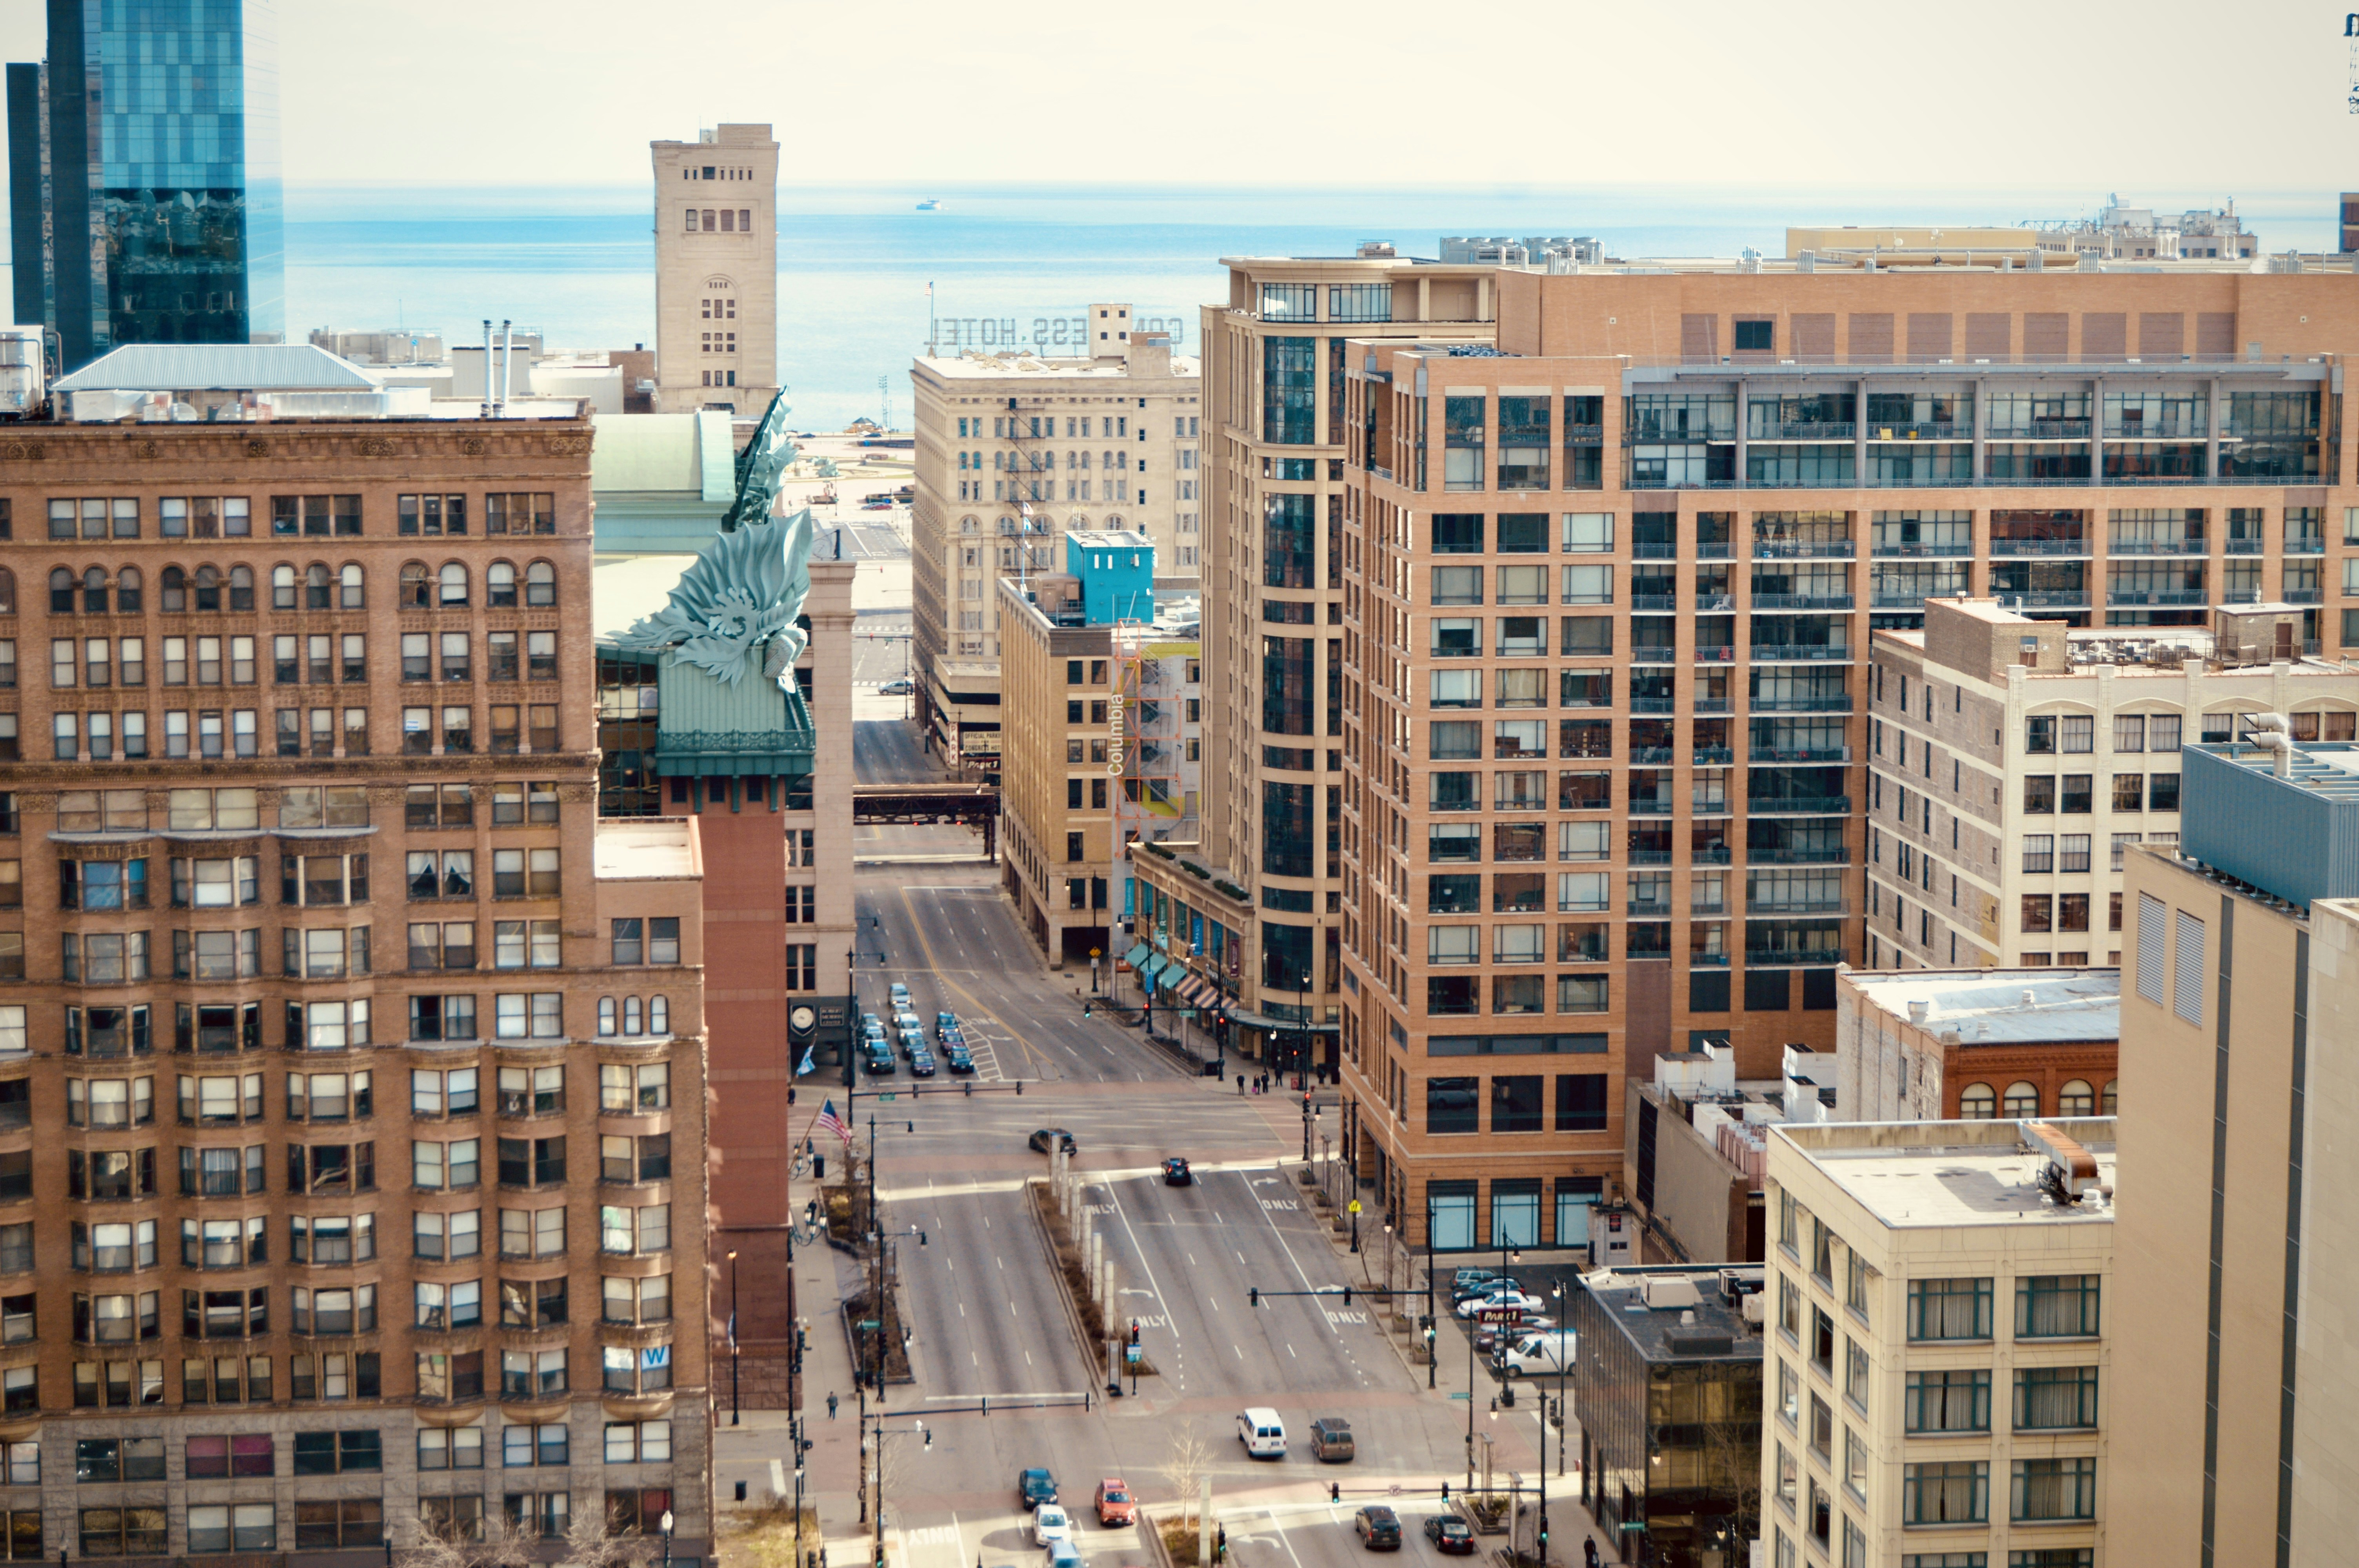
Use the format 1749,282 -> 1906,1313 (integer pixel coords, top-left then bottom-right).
1688,950 -> 1732,965
1632,541 -> 1679,559
2283,589 -> 2325,604
1870,542 -> 1974,558
1630,799 -> 1676,815
1746,898 -> 1850,915
1751,421 -> 1857,440
1747,846 -> 1851,865
1631,747 -> 1677,765
1628,900 -> 1673,918
1628,850 -> 1674,867
1749,695 -> 1852,715
1632,648 -> 1680,665
1694,746 -> 1736,765
1694,697 -> 1734,715
1750,746 -> 1852,763
1988,591 -> 2092,609
2106,539 -> 2208,556
2284,539 -> 2327,555
1750,593 -> 1856,611
1986,419 -> 2092,439
1693,645 -> 1736,663
1631,594 -> 1679,611
1747,796 -> 1854,816
1868,421 -> 1973,441
1631,697 -> 1677,714
1869,592 -> 1934,609
2105,417 -> 2208,439
2105,589 -> 2210,606
1565,425 -> 1606,442
1696,541 -> 1735,559
1745,946 -> 1850,966
1752,540 -> 1856,559
1749,645 -> 1854,662
1990,538 -> 2090,556
1694,845 -> 1734,864
2224,537 -> 2264,555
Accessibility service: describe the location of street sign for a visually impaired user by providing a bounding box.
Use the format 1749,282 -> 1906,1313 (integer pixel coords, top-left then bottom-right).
1477,1307 -> 1522,1322
876,1093 -> 897,1102
1125,1345 -> 1142,1365
1347,1200 -> 1362,1214
856,1320 -> 882,1331
1447,1392 -> 1470,1401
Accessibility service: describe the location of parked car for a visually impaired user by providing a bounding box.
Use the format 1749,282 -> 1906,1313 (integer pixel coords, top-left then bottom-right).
1031,1505 -> 1071,1548
1352,1506 -> 1401,1550
1496,1329 -> 1578,1378
1017,1468 -> 1058,1510
1456,1290 -> 1545,1319
1029,1129 -> 1078,1154
1094,1479 -> 1136,1527
944,1044 -> 975,1074
1424,1517 -> 1476,1556
1309,1417 -> 1354,1462
1475,1315 -> 1554,1355
1452,1267 -> 1505,1294
1161,1157 -> 1193,1186
1452,1274 -> 1520,1302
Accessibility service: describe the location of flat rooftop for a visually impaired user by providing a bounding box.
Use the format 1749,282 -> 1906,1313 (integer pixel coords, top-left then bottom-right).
2196,738 -> 2359,804
1582,1268 -> 1765,1363
1778,1122 -> 2117,1230
593,818 -> 700,880
1845,969 -> 2119,1044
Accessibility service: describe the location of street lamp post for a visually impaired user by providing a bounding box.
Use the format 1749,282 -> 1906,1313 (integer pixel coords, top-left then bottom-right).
1426,1218 -> 1438,1390
865,1417 -> 930,1568
727,1249 -> 741,1426
659,1510 -> 674,1568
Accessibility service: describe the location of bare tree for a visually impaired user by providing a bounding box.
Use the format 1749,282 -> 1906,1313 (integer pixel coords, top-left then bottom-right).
565,1511 -> 656,1568
1160,1423 -> 1211,1533
406,1512 -> 537,1568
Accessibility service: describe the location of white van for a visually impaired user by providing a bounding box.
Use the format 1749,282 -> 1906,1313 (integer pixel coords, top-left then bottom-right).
1236,1406 -> 1287,1457
1497,1329 -> 1577,1378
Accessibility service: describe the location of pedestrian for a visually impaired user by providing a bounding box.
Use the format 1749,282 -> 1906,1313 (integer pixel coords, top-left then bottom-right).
1237,1075 -> 1246,1096
827,1392 -> 838,1421
1582,1536 -> 1598,1568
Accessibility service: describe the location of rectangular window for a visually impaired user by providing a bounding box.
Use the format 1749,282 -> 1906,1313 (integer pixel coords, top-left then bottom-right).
1905,1369 -> 1991,1433
1900,1461 -> 1988,1526
1906,1278 -> 1993,1341
2010,1457 -> 2097,1523
2015,1274 -> 2101,1338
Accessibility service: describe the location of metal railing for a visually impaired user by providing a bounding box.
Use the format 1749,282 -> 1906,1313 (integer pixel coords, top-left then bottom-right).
1750,696 -> 1852,713
1987,591 -> 2091,608
1747,846 -> 1851,864
1752,540 -> 1856,559
1630,697 -> 1676,714
2224,538 -> 2264,554
1986,419 -> 2092,439
1750,593 -> 1856,610
1629,799 -> 1676,815
1990,538 -> 2090,556
1867,422 -> 1973,441
1870,542 -> 1974,558
2284,538 -> 2326,555
1631,747 -> 1677,765
2283,589 -> 2324,604
1632,541 -> 1679,559
1630,594 -> 1679,611
1694,746 -> 1736,765
1746,898 -> 1850,915
2105,539 -> 2207,555
1743,947 -> 1850,966
1750,746 -> 1852,763
1694,698 -> 1734,715
1869,592 -> 1933,608
1747,796 -> 1854,815
1749,645 -> 1855,662
1696,541 -> 1736,559
1693,645 -> 1736,662
1749,421 -> 1857,440
2105,589 -> 2208,606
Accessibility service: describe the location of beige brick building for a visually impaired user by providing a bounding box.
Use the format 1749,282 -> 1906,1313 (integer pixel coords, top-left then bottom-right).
0,367 -> 711,1561
1867,597 -> 2359,970
651,125 -> 777,417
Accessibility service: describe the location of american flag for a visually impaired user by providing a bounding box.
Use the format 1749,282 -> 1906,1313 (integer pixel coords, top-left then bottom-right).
816,1098 -> 851,1146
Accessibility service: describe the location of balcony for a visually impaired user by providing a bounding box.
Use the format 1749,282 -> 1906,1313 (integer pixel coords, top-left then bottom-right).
1988,591 -> 2091,609
1990,537 -> 2090,557
2105,589 -> 2209,607
1747,796 -> 1853,816
1632,646 -> 1680,665
1986,419 -> 2092,439
1631,594 -> 1679,612
1749,695 -> 1852,713
2285,538 -> 2327,556
1747,846 -> 1851,865
1632,542 -> 1679,559
1749,645 -> 1854,662
2224,538 -> 2264,555
1694,746 -> 1736,765
1752,421 -> 1857,440
1750,746 -> 1852,764
1752,540 -> 1856,559
1565,424 -> 1606,442
1694,844 -> 1734,864
2283,588 -> 2324,605
1630,799 -> 1676,815
1696,540 -> 1735,560
2105,416 -> 2208,439
1630,697 -> 1676,715
1867,421 -> 1972,441
1693,645 -> 1736,663
1870,541 -> 1973,558
2106,539 -> 2207,556
1869,592 -> 1934,609
1747,897 -> 1850,915
1632,747 -> 1677,766
1628,851 -> 1673,867
1694,697 -> 1734,715
1744,947 -> 1849,966
1750,593 -> 1856,611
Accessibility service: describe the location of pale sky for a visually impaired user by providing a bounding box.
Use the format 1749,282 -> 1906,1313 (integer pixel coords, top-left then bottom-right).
1,0 -> 2355,194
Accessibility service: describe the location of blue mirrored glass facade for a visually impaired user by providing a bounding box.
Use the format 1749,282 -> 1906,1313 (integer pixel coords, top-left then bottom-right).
8,0 -> 283,369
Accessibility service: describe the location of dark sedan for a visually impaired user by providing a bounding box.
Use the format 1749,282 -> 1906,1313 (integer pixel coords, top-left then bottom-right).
1162,1157 -> 1193,1186
944,1044 -> 974,1074
1424,1516 -> 1475,1555
1028,1129 -> 1078,1154
1352,1507 -> 1401,1551
908,1051 -> 938,1077
1017,1467 -> 1057,1509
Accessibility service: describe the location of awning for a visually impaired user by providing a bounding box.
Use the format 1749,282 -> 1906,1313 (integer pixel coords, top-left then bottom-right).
1227,1010 -> 1340,1035
1136,953 -> 1170,981
1180,976 -> 1222,1008
1121,943 -> 1152,971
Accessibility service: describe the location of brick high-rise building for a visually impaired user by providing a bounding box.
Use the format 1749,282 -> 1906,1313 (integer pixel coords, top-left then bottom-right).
0,347 -> 711,1563
1334,260 -> 2359,1256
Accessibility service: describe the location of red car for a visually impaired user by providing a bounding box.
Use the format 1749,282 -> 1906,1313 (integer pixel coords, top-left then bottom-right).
1095,1479 -> 1136,1526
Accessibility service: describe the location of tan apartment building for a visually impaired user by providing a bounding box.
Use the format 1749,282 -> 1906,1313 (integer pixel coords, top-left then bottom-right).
1835,968 -> 2118,1125
651,125 -> 778,417
2112,735 -> 2359,1567
996,534 -> 1199,967
1180,250 -> 1501,1071
1867,598 -> 2359,970
907,315 -> 1199,769
1332,260 -> 2359,1256
1763,1118 -> 2114,1568
0,348 -> 713,1561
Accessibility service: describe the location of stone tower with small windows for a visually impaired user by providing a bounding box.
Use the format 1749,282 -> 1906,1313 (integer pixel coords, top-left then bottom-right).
651,125 -> 780,417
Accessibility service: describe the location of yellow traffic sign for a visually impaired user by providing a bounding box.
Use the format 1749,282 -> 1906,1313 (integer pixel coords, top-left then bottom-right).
1347,1200 -> 1362,1214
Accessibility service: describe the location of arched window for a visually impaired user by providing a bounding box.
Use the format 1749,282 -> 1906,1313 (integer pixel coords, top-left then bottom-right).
649,995 -> 669,1034
1959,1082 -> 1996,1119
438,562 -> 468,607
2101,1079 -> 2118,1116
271,564 -> 297,610
49,567 -> 74,614
2057,1080 -> 2095,1116
399,564 -> 430,610
339,564 -> 365,609
487,561 -> 517,608
596,998 -> 617,1037
160,566 -> 187,613
305,564 -> 331,610
960,517 -> 977,534
114,566 -> 140,613
82,566 -> 107,615
623,996 -> 643,1036
0,566 -> 14,614
523,561 -> 555,608
227,565 -> 254,612
2002,1081 -> 2040,1118
193,566 -> 221,612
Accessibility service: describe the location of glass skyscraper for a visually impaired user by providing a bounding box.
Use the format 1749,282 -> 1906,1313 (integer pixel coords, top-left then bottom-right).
7,0 -> 283,370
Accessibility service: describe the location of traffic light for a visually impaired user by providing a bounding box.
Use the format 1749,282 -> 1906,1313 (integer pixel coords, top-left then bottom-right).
1130,1320 -> 1141,1345
1248,1288 -> 1258,1308
1440,1482 -> 1449,1502
1328,1483 -> 1339,1503
1083,1003 -> 1092,1018
1015,1080 -> 1024,1096
1341,1287 -> 1352,1307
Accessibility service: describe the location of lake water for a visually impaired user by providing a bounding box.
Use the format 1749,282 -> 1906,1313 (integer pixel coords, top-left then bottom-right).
46,182 -> 2352,430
